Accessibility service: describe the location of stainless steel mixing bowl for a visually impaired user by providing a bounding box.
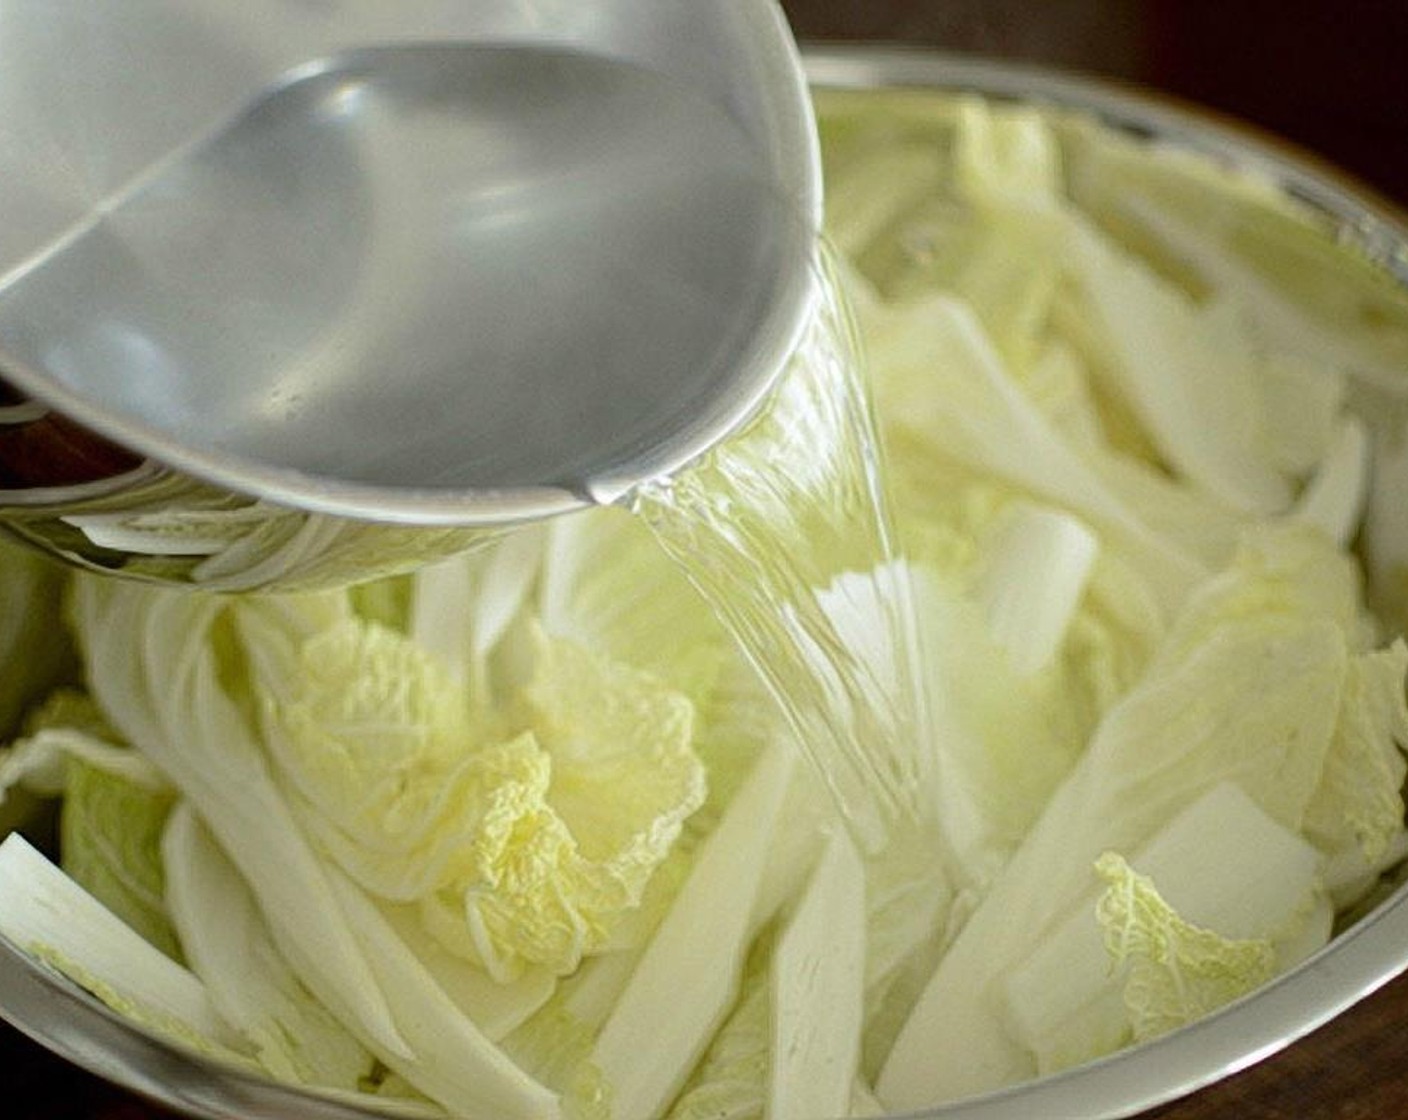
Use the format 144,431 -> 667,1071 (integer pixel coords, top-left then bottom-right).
2,45 -> 1408,1120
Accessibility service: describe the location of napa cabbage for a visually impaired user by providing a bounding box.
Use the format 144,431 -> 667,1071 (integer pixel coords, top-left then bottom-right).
878,527 -> 1359,1108
1093,853 -> 1278,1043
1001,781 -> 1328,1074
0,84 -> 1406,1120
159,801 -> 376,1089
0,689 -> 179,957
236,592 -> 705,982
0,539 -> 74,836
65,574 -> 670,1119
0,539 -> 71,734
0,831 -> 249,1065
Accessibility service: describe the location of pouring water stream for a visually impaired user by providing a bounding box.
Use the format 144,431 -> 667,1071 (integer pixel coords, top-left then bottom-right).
0,30 -> 937,854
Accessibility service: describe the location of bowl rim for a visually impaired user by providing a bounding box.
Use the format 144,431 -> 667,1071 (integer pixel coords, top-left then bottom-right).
4,42 -> 1408,1120
804,43 -> 1408,279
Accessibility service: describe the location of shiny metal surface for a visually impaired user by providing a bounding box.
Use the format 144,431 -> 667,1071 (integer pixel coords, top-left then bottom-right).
4,45 -> 1408,1120
0,1 -> 821,588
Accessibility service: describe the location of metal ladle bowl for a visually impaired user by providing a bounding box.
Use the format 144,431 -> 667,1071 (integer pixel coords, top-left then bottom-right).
0,1 -> 822,591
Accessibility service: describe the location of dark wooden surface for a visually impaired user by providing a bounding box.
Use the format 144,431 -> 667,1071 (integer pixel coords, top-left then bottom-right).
8,2 -> 1408,1118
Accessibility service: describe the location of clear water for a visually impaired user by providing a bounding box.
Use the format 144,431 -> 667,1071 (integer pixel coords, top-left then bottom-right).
631,249 -> 934,854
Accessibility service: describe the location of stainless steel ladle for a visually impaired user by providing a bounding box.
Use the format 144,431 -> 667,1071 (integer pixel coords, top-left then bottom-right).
0,1 -> 821,590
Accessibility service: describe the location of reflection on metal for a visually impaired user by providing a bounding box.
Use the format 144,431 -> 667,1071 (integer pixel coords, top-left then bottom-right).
0,460 -> 502,593
0,1 -> 820,590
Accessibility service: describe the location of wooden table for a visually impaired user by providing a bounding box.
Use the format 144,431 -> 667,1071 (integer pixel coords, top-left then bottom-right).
9,2 -> 1408,1117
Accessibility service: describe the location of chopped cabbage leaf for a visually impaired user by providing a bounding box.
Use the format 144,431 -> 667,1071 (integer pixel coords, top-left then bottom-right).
1365,424 -> 1408,631
768,830 -> 866,1120
861,289 -> 1206,616
1153,525 -> 1367,673
68,579 -> 411,1060
1003,782 -> 1324,1073
1063,219 -> 1295,514
375,899 -> 556,1041
659,825 -> 865,1120
0,690 -> 180,959
62,758 -> 179,961
0,832 -> 249,1064
2,693 -> 168,804
1095,852 -> 1277,1042
879,535 -> 1350,1107
1082,442 -> 1247,573
953,97 -> 1062,209
240,594 -> 705,981
859,833 -> 952,1084
407,528 -> 545,700
824,143 -> 951,266
1112,190 -> 1408,400
1302,641 -> 1408,864
593,745 -> 794,1120
917,571 -> 1093,892
538,507 -> 728,708
162,802 -> 375,1090
502,999 -> 610,1120
68,579 -> 563,1119
0,537 -> 72,758
319,862 -> 562,1120
946,100 -> 1068,375
665,933 -> 772,1120
971,502 -> 1098,678
1259,349 -> 1348,477
1292,416 -> 1371,547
